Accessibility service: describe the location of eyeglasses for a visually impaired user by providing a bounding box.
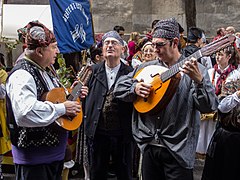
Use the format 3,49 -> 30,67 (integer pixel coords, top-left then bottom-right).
103,40 -> 120,47
152,40 -> 171,49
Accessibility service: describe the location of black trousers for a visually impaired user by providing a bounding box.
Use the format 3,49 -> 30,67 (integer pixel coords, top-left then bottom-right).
142,145 -> 193,180
15,160 -> 64,180
89,133 -> 133,180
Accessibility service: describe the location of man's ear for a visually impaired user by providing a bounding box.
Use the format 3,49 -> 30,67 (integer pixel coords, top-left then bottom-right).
121,46 -> 125,55
173,38 -> 179,48
36,47 -> 43,57
95,55 -> 100,61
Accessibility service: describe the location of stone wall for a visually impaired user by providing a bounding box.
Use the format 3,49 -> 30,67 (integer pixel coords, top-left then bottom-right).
3,0 -> 240,69
91,0 -> 240,38
6,0 -> 240,37
196,0 -> 240,37
91,0 -> 133,33
91,0 -> 185,35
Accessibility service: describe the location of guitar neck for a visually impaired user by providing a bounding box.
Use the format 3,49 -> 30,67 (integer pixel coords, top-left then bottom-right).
68,82 -> 83,101
161,50 -> 203,82
68,65 -> 92,101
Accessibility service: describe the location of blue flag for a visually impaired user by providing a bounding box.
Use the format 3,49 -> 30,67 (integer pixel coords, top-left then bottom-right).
49,0 -> 94,53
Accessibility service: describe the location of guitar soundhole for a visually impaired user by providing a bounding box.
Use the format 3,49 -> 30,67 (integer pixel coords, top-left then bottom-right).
150,73 -> 160,78
144,98 -> 147,102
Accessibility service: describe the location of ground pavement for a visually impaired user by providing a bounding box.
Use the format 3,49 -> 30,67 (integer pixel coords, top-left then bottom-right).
3,158 -> 204,180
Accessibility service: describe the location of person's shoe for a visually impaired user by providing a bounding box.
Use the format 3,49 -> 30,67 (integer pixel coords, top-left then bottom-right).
107,171 -> 116,178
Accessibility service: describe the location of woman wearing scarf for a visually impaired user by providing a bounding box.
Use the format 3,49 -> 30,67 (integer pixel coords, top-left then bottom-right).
197,46 -> 240,159
201,46 -> 240,180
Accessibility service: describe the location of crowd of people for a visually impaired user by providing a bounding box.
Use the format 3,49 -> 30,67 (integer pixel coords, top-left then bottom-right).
1,16 -> 240,180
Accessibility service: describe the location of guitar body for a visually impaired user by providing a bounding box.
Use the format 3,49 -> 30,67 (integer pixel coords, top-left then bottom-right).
43,88 -> 83,131
133,65 -> 181,114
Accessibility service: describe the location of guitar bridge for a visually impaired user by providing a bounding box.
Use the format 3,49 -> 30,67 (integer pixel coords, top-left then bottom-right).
63,115 -> 75,121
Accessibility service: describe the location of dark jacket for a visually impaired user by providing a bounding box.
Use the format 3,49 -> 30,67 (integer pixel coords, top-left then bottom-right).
84,61 -> 133,140
181,44 -> 200,58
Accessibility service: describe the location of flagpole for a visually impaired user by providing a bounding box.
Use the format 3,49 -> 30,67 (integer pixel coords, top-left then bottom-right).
89,0 -> 95,43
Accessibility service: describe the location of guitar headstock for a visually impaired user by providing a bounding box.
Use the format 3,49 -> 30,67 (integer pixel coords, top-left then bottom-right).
201,34 -> 236,56
77,65 -> 93,85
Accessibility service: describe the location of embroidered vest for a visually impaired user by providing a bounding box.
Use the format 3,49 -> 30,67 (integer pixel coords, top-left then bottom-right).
98,88 -> 122,134
6,59 -> 60,148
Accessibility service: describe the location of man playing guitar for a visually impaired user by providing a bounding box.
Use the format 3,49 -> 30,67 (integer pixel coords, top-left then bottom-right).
114,18 -> 218,180
5,21 -> 88,180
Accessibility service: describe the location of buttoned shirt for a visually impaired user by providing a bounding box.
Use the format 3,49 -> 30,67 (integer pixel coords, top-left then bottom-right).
6,69 -> 65,127
105,63 -> 121,90
114,57 -> 219,168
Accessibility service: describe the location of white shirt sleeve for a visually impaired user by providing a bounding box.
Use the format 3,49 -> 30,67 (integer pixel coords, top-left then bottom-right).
218,92 -> 240,113
6,69 -> 66,127
131,59 -> 142,69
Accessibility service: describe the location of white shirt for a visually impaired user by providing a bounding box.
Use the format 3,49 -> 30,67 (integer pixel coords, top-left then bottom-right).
6,69 -> 65,128
218,92 -> 240,113
208,66 -> 240,87
105,63 -> 121,90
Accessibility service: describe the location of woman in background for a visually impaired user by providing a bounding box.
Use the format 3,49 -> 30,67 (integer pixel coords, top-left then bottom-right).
127,32 -> 140,63
196,46 -> 240,160
131,41 -> 157,69
201,46 -> 240,180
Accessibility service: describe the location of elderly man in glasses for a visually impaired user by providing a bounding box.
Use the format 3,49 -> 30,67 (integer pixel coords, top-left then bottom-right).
84,31 -> 133,180
114,18 -> 218,180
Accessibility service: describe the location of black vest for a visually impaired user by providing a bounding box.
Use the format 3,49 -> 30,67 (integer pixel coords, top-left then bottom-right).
6,59 -> 61,148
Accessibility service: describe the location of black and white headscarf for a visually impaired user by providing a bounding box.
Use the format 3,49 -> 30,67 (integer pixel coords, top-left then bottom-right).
152,17 -> 180,39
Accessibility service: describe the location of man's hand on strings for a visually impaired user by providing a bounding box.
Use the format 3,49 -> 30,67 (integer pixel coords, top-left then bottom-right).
71,81 -> 89,99
179,57 -> 203,84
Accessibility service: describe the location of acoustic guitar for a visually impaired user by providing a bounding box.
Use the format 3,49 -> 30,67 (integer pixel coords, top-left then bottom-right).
133,34 -> 236,114
42,65 -> 92,130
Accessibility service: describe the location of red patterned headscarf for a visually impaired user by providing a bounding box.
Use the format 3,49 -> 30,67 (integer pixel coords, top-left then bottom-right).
18,21 -> 56,50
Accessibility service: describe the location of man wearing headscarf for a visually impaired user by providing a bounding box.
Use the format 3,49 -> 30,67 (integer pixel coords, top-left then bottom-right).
84,31 -> 133,180
5,21 -> 88,180
114,18 -> 218,180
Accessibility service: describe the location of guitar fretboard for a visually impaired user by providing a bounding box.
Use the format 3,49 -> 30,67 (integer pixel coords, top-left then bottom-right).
68,82 -> 83,101
67,66 -> 92,101
161,50 -> 202,82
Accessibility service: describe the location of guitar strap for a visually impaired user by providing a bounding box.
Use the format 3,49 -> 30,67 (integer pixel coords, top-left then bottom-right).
47,64 -> 63,88
24,57 -> 59,88
47,64 -> 70,96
